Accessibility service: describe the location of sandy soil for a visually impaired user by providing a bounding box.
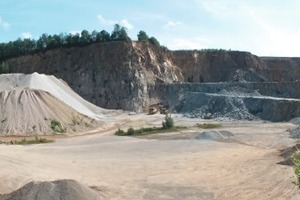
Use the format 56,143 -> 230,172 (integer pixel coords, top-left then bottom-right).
0,114 -> 299,199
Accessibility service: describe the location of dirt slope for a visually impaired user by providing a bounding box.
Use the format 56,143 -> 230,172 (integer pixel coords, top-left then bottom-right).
0,89 -> 94,135
0,73 -> 110,119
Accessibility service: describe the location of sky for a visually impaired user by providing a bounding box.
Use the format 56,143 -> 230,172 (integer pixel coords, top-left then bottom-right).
1,0 -> 300,57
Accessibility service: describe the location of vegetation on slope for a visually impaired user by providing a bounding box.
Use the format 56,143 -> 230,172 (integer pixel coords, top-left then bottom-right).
0,24 -> 161,64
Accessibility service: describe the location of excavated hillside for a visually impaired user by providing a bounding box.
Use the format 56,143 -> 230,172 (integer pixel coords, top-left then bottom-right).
6,41 -> 182,112
4,41 -> 300,121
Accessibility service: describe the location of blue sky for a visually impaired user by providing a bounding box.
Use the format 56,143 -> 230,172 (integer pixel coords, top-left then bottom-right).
1,0 -> 300,56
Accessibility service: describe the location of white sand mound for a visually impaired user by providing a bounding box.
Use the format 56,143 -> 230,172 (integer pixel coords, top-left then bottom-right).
0,89 -> 94,135
0,73 -> 109,119
0,179 -> 106,200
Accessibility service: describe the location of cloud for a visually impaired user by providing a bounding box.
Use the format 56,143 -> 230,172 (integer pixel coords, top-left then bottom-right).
21,32 -> 32,39
167,36 -> 210,50
0,17 -> 10,31
164,21 -> 182,29
193,0 -> 300,56
97,15 -> 134,30
120,19 -> 133,30
97,15 -> 117,26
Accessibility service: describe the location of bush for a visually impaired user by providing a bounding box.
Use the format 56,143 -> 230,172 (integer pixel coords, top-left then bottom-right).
127,127 -> 135,135
50,119 -> 65,133
162,114 -> 174,129
115,128 -> 126,136
15,137 -> 53,145
292,150 -> 300,188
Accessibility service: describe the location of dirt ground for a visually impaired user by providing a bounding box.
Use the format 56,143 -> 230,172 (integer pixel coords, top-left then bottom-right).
0,114 -> 299,200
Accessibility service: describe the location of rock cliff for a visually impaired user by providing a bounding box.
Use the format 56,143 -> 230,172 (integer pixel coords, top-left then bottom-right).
6,41 -> 182,112
5,41 -> 300,121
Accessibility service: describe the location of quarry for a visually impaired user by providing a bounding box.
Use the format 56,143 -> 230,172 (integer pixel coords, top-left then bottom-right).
0,41 -> 300,199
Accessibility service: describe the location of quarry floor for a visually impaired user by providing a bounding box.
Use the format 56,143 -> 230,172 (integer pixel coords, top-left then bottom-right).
0,114 -> 299,200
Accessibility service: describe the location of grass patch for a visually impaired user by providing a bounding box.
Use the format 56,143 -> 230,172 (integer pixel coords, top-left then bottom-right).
15,137 -> 54,145
196,123 -> 222,129
115,126 -> 187,136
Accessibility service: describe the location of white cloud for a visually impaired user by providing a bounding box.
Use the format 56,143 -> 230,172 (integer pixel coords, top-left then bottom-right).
97,15 -> 134,30
192,0 -> 300,56
97,15 -> 117,26
167,36 -> 210,50
120,19 -> 133,30
164,21 -> 182,29
21,32 -> 32,39
0,17 -> 10,31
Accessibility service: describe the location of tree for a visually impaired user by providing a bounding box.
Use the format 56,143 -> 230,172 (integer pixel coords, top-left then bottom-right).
0,62 -> 9,74
80,30 -> 90,45
96,30 -> 110,42
137,31 -> 149,42
110,24 -> 130,41
149,37 -> 160,46
37,34 -> 49,51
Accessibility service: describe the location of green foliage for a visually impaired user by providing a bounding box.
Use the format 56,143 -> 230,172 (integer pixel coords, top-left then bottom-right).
15,136 -> 53,145
137,30 -> 161,47
292,150 -> 300,188
115,128 -> 126,136
149,37 -> 160,46
0,26 -> 166,62
137,31 -> 149,42
115,126 -> 186,136
110,24 -> 131,41
162,114 -> 174,129
115,115 -> 183,136
0,62 -> 9,74
196,123 -> 222,129
0,24 -> 133,62
127,127 -> 135,135
50,119 -> 65,133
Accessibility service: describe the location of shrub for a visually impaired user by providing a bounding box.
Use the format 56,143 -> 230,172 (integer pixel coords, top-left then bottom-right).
162,114 -> 174,129
292,150 -> 300,188
115,128 -> 126,136
15,137 -> 53,145
127,127 -> 135,135
50,119 -> 65,133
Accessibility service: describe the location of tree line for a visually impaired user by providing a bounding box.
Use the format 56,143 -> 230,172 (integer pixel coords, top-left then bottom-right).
0,24 -> 161,62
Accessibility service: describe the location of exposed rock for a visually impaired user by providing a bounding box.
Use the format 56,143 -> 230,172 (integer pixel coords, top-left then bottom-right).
7,41 -> 183,112
5,41 -> 300,121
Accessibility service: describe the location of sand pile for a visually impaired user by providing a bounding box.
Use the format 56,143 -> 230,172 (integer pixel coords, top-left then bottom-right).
0,89 -> 95,135
0,73 -> 109,119
0,179 -> 106,200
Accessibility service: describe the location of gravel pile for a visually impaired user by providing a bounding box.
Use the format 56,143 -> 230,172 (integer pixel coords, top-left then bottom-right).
0,179 -> 106,200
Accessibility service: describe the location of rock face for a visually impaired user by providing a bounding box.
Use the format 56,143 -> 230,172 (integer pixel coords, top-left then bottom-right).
7,41 -> 182,112
172,50 -> 266,82
5,41 -> 300,121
